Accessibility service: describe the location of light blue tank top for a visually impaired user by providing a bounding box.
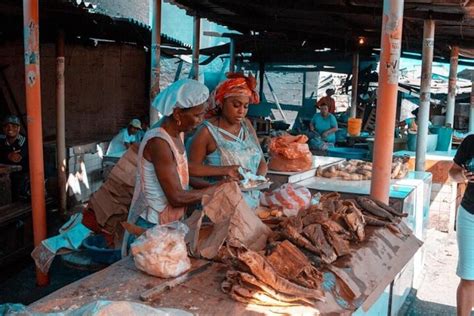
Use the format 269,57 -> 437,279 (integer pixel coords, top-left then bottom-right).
203,120 -> 263,209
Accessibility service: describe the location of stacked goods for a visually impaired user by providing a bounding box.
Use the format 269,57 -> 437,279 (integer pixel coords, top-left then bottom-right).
268,135 -> 313,172
84,146 -> 138,247
221,192 -> 409,306
317,157 -> 409,181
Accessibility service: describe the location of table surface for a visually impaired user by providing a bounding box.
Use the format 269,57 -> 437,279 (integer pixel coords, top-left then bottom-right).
394,150 -> 456,161
297,171 -> 431,199
0,164 -> 22,174
267,156 -> 344,176
29,222 -> 422,315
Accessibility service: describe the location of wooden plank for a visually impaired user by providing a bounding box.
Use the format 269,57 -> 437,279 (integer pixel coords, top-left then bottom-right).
29,225 -> 421,315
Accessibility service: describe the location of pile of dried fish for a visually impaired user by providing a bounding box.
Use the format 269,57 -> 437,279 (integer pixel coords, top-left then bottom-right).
221,192 -> 408,306
317,157 -> 409,181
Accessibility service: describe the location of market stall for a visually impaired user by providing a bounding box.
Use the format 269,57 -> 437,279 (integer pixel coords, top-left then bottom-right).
29,227 -> 421,316
267,156 -> 344,190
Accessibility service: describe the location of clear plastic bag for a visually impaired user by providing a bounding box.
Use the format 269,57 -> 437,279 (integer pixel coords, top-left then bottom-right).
131,222 -> 191,278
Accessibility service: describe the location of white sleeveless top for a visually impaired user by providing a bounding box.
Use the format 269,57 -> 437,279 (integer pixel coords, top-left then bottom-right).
131,127 -> 189,225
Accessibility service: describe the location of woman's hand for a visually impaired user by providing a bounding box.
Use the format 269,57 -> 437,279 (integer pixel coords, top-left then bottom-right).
224,165 -> 242,180
463,170 -> 474,183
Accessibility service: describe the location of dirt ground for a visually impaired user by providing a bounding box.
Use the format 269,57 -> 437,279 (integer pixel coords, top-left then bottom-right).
400,228 -> 474,316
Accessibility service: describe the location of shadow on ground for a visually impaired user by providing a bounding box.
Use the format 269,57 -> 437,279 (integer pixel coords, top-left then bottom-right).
0,256 -> 94,305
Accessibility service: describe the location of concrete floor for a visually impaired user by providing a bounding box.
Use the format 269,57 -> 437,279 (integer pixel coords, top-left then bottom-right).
400,229 -> 473,316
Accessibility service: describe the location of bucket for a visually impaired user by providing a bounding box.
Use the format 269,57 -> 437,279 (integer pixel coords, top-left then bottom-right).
436,127 -> 453,151
348,118 -> 362,137
407,132 -> 438,152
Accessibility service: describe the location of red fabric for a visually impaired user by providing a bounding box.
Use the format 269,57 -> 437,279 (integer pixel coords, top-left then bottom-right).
82,207 -> 114,247
214,73 -> 259,106
316,96 -> 336,113
82,208 -> 101,233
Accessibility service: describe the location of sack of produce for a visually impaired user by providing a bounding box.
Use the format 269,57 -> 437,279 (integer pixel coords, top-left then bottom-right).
131,222 -> 191,278
268,135 -> 313,172
260,184 -> 311,217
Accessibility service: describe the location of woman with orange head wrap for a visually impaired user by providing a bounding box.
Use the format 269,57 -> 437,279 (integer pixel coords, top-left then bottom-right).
188,72 -> 267,209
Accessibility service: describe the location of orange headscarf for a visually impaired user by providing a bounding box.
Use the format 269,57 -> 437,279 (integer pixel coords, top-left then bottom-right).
207,73 -> 259,117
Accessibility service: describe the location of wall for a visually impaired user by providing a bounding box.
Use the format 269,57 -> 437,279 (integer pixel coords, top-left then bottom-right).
0,40 -> 148,145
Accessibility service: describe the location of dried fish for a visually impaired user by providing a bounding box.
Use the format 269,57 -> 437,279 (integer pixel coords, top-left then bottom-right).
303,224 -> 338,264
238,250 -> 326,301
370,198 -> 408,217
356,197 -> 394,221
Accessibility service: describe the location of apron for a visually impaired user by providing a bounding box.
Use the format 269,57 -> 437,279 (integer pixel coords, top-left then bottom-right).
121,127 -> 189,256
203,120 -> 263,208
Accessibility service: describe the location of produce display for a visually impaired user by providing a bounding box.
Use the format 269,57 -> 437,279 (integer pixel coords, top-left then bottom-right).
220,192 -> 409,307
317,157 -> 409,181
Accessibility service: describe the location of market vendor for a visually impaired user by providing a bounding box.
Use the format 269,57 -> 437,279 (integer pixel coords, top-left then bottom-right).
316,88 -> 336,114
448,135 -> 474,316
308,103 -> 338,151
124,79 -> 226,236
106,119 -> 142,155
0,115 -> 29,199
188,72 -> 267,209
397,108 -> 432,134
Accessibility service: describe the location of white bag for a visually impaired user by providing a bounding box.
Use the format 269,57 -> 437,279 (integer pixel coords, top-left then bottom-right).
260,184 -> 311,217
131,222 -> 191,278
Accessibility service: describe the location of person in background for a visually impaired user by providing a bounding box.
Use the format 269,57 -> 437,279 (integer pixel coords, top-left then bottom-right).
136,115 -> 150,142
106,119 -> 142,155
317,88 -> 336,114
189,72 -> 267,209
449,135 -> 474,316
308,103 -> 338,151
0,115 -> 29,199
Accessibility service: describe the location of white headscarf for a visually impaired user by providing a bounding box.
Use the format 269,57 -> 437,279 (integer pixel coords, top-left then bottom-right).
152,79 -> 209,117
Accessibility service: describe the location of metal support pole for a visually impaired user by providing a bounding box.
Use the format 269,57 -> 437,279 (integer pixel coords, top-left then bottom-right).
259,62 -> 265,101
470,79 -> 474,133
445,46 -> 459,128
370,0 -> 404,203
192,15 -> 201,80
56,30 -> 66,216
229,38 -> 236,73
23,0 -> 48,286
415,20 -> 435,172
350,51 -> 359,118
149,0 -> 162,126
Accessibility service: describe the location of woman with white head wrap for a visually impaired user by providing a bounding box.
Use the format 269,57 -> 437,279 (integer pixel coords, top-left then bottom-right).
122,80 -> 223,253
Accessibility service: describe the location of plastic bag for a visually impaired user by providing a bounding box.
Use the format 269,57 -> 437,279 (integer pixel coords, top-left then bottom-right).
260,184 -> 311,217
131,222 -> 191,278
268,135 -> 313,172
1,301 -> 192,316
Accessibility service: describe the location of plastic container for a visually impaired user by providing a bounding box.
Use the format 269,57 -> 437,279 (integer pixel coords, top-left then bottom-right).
348,118 -> 362,137
82,234 -> 121,265
436,127 -> 453,151
327,147 -> 368,160
407,132 -> 438,152
428,125 -> 442,135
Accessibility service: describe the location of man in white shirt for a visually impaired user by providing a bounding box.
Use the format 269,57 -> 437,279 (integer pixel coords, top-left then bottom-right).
106,119 -> 142,155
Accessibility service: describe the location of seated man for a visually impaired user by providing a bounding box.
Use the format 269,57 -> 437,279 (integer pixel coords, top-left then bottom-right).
0,115 -> 29,199
106,119 -> 142,155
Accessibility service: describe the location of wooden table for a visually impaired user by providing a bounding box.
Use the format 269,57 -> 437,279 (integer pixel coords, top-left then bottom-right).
29,224 -> 422,315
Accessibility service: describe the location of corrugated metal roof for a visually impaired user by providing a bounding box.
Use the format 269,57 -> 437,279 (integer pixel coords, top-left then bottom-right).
0,0 -> 191,54
166,0 -> 474,62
